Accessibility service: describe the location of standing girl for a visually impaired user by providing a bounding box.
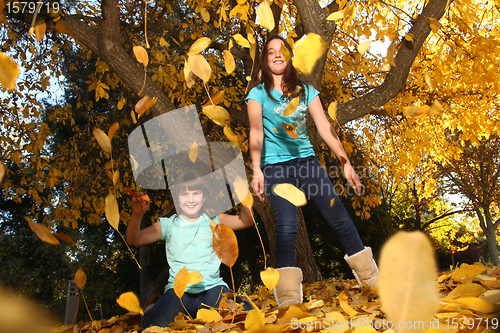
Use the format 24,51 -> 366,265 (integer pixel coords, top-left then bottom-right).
246,35 -> 378,306
126,170 -> 253,328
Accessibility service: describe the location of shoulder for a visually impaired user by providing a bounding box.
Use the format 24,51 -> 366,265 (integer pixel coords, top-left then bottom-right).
246,84 -> 265,102
303,82 -> 320,104
158,214 -> 179,239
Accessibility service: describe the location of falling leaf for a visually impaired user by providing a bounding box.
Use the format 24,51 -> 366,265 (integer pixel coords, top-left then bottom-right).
140,194 -> 151,203
273,183 -> 307,206
0,52 -> 21,90
213,224 -> 239,268
330,198 -> 335,206
405,33 -> 416,42
283,96 -> 300,116
0,162 -> 5,184
188,37 -> 211,56
196,308 -> 222,322
245,309 -> 266,330
105,193 -> 120,231
112,170 -> 119,185
209,220 -> 217,232
24,216 -> 60,245
403,105 -> 430,119
292,33 -> 327,74
280,44 -> 291,61
379,231 -> 440,333
188,270 -> 203,285
424,73 -> 434,92
133,45 -> 149,66
123,187 -> 141,198
257,0 -> 275,31
223,50 -> 235,74
187,54 -> 212,83
116,292 -> 143,315
74,268 -> 87,290
428,100 -> 443,116
174,267 -> 202,299
342,4 -> 356,26
328,102 -> 338,121
108,122 -> 119,140
260,267 -> 280,290
189,141 -> 198,163
281,122 -> 298,139
201,90 -> 225,107
202,105 -> 231,126
357,40 -> 371,55
183,61 -> 196,88
35,21 -> 46,42
250,42 -> 257,61
428,17 -> 442,33
326,10 -> 343,21
53,233 -> 77,245
233,34 -> 250,48
135,95 -> 157,114
233,176 -> 253,208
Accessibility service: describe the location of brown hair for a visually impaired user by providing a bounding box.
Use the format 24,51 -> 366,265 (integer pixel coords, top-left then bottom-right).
172,170 -> 218,217
248,35 -> 305,101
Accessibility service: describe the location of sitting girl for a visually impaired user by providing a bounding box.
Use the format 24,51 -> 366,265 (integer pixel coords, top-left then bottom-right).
126,170 -> 253,328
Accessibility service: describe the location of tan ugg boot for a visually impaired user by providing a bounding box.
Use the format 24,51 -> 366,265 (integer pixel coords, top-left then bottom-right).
273,267 -> 303,307
344,247 -> 379,288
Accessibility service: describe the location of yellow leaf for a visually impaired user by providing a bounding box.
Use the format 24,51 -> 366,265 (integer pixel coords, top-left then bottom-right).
223,50 -> 235,74
0,162 -> 5,184
280,44 -> 291,61
133,45 -> 149,67
379,231 -> 440,333
188,37 -> 211,56
53,233 -> 77,245
202,105 -> 231,126
233,176 -> 253,209
117,97 -> 126,110
250,42 -> 257,61
24,216 -> 60,245
74,268 -> 87,290
0,52 -> 21,90
357,40 -> 371,55
116,292 -> 143,315
326,10 -> 343,21
403,105 -> 429,119
260,267 -> 280,290
174,267 -> 190,299
112,170 -> 119,185
424,73 -> 434,92
105,193 -> 120,231
189,141 -> 198,163
283,96 -> 300,116
428,100 -> 443,116
224,126 -> 240,145
131,110 -> 137,124
159,37 -> 168,47
428,18 -> 442,33
342,5 -> 356,26
188,270 -> 203,285
196,308 -> 222,322
108,122 -> 119,140
135,95 -> 157,114
245,309 -> 265,330
202,90 -> 225,107
451,263 -> 486,283
339,291 -> 357,316
187,54 -> 212,83
273,183 -> 307,206
273,127 -> 278,134
292,33 -> 327,74
213,224 -> 239,268
281,122 -> 298,139
233,33 -> 250,48
328,101 -> 338,121
93,128 -> 112,153
405,33 -> 416,42
330,198 -> 335,206
447,283 -> 486,299
256,0 -> 275,31
449,297 -> 500,314
35,21 -> 46,42
209,220 -> 217,232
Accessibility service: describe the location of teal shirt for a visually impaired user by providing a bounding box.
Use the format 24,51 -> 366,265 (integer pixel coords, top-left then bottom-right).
246,83 -> 320,166
159,213 -> 227,294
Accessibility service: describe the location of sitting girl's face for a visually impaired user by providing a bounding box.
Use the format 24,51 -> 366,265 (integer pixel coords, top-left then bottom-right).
178,189 -> 205,221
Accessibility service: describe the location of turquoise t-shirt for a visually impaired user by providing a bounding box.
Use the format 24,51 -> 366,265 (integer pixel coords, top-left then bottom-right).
159,213 -> 227,294
246,83 -> 320,166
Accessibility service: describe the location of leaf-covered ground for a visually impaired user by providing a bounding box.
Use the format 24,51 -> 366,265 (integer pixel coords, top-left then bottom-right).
52,263 -> 500,333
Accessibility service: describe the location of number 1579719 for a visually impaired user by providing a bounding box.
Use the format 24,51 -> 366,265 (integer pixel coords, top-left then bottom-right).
5,1 -> 60,14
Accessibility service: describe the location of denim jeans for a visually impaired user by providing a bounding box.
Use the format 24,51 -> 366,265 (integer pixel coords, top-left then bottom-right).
262,155 -> 365,268
141,285 -> 250,328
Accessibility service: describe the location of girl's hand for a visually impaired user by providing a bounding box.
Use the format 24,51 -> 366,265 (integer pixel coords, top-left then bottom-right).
343,164 -> 362,195
132,192 -> 150,216
251,169 -> 265,202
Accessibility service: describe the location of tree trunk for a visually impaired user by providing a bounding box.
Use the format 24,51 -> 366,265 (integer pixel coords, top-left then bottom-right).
253,199 -> 322,283
485,226 -> 500,266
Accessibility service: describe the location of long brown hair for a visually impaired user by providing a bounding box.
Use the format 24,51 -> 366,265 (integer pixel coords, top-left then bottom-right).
248,35 -> 305,101
171,170 -> 218,217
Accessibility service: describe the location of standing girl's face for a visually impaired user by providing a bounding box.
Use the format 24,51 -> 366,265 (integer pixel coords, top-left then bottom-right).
178,189 -> 205,221
266,38 -> 288,76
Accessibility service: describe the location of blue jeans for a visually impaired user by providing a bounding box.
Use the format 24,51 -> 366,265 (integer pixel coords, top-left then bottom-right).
141,285 -> 250,328
262,155 -> 365,268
